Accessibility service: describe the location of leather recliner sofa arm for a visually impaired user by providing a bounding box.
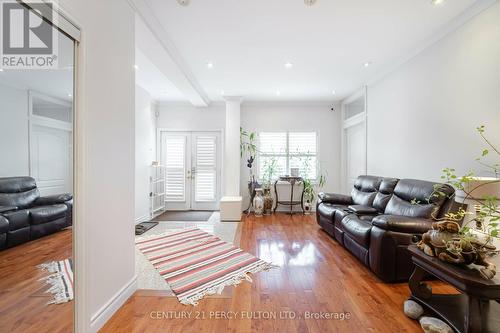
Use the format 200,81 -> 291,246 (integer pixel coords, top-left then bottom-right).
317,192 -> 353,205
372,215 -> 434,234
0,206 -> 18,214
34,193 -> 73,206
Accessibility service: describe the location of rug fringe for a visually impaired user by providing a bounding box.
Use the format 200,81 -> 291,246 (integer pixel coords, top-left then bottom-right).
179,261 -> 278,306
37,261 -> 59,273
38,261 -> 73,304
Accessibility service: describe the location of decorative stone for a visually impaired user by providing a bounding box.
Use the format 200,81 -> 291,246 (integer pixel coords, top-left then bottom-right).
419,316 -> 453,333
403,300 -> 424,319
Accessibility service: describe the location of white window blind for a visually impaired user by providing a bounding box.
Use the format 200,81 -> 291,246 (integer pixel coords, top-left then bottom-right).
258,131 -> 318,181
164,136 -> 186,202
195,136 -> 217,202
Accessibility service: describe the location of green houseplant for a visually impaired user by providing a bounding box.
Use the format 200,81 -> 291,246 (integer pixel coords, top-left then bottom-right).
261,156 -> 279,215
417,125 -> 500,279
240,127 -> 260,213
299,155 -> 327,214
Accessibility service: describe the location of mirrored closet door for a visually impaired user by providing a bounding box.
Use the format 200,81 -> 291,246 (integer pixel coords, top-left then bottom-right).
0,1 -> 78,331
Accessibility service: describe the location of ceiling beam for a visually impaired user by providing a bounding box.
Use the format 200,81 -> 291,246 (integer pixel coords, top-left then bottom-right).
130,0 -> 210,107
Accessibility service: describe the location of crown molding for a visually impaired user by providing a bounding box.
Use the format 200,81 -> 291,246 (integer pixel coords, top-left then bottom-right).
242,100 -> 337,108
223,96 -> 243,103
154,99 -> 339,109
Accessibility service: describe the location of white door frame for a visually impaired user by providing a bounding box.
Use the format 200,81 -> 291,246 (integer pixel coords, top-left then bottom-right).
28,91 -> 74,195
157,128 -> 224,211
340,87 -> 368,194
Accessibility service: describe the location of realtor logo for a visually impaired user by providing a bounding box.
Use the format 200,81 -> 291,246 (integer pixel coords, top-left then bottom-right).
1,0 -> 58,69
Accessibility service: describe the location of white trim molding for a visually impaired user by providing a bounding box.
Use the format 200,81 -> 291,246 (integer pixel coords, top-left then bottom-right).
89,275 -> 137,333
135,214 -> 150,224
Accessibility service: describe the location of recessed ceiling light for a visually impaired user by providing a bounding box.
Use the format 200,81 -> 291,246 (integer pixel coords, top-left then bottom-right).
220,90 -> 225,95
206,62 -> 214,69
431,0 -> 445,5
364,62 -> 372,67
284,62 -> 293,69
304,0 -> 317,6
0,68 -> 3,72
177,0 -> 190,6
68,94 -> 72,97
134,65 -> 139,70
276,90 -> 281,96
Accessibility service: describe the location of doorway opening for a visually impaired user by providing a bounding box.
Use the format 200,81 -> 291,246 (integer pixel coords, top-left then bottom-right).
158,130 -> 222,211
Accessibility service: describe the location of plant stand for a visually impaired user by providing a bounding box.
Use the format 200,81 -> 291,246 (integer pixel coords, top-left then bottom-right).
273,176 -> 305,215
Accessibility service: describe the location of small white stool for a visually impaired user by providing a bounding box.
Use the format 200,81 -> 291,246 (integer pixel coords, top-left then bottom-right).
220,196 -> 243,222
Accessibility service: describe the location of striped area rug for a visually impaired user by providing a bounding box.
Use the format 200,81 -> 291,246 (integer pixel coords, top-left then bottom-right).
38,258 -> 74,304
136,227 -> 276,305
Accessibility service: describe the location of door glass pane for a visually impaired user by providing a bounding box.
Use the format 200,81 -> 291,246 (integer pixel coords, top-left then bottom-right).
164,136 -> 186,202
195,136 -> 216,202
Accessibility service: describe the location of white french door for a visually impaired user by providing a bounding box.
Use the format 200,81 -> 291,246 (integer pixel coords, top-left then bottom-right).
160,131 -> 221,211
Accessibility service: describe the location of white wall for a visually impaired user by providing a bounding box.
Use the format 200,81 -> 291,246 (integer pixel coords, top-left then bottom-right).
156,103 -> 225,130
367,3 -> 500,181
240,103 -> 341,208
59,0 -> 136,332
0,84 -> 29,177
135,85 -> 156,222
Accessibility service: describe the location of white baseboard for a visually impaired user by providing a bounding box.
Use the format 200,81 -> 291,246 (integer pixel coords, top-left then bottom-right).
90,275 -> 137,333
135,214 -> 150,224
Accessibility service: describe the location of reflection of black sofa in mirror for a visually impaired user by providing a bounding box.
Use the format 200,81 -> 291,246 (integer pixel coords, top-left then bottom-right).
0,177 -> 73,250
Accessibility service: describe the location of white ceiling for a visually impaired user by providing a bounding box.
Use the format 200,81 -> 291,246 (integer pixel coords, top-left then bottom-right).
136,0 -> 482,103
135,48 -> 185,101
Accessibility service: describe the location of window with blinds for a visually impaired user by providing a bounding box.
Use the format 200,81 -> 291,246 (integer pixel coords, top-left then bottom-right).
258,131 -> 318,181
164,136 -> 186,202
195,136 -> 217,202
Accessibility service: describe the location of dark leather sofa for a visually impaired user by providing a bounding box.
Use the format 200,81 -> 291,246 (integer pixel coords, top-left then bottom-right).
0,177 -> 73,250
316,175 -> 457,282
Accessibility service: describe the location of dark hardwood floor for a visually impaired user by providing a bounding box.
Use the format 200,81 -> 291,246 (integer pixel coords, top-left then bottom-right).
0,229 -> 73,333
101,214 -> 457,333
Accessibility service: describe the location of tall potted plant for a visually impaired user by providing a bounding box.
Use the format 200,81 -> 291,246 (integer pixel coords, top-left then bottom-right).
240,127 -> 259,213
261,156 -> 278,215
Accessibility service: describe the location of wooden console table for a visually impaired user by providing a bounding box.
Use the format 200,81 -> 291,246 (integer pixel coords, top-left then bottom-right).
407,245 -> 500,333
273,176 -> 304,215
